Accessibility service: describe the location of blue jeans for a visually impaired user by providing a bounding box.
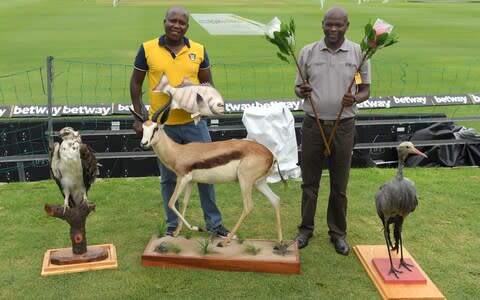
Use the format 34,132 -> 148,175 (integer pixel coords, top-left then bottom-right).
156,119 -> 222,230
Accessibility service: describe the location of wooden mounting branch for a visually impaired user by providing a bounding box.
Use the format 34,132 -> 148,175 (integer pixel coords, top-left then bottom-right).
44,202 -> 96,255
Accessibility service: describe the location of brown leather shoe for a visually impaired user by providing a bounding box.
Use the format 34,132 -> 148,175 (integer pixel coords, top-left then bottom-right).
330,236 -> 349,256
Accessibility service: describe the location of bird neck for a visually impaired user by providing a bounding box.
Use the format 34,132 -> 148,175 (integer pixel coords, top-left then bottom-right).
396,158 -> 404,180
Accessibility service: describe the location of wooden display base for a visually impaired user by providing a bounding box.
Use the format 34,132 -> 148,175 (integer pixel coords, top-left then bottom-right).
141,235 -> 300,274
353,245 -> 445,300
41,244 -> 118,276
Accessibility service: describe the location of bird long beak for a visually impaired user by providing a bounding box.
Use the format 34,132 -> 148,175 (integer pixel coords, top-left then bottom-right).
412,147 -> 428,158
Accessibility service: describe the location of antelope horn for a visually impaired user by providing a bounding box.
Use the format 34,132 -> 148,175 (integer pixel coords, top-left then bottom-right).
129,108 -> 145,123
152,96 -> 173,123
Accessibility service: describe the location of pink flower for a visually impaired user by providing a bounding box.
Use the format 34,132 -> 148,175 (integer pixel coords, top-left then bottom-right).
367,19 -> 394,49
374,24 -> 389,36
373,19 -> 393,36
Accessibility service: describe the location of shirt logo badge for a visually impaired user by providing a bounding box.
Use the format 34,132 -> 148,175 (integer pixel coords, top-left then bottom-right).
189,53 -> 196,61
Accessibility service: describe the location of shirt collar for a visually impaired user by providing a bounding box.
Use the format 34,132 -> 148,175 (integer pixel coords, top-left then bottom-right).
319,38 -> 349,53
158,35 -> 191,48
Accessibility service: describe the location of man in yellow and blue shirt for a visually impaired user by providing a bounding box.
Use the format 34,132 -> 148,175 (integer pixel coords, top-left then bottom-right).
130,7 -> 231,237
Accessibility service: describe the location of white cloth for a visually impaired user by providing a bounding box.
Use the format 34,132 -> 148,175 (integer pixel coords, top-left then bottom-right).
242,103 -> 301,183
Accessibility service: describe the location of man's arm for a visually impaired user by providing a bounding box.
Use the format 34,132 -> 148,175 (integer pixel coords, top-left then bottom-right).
198,47 -> 214,86
130,68 -> 146,134
354,83 -> 371,104
198,68 -> 213,86
342,83 -> 371,107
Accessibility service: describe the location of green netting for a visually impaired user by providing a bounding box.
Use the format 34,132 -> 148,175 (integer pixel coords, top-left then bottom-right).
0,67 -> 46,105
1,57 -> 480,177
51,59 -> 132,105
1,57 -> 479,106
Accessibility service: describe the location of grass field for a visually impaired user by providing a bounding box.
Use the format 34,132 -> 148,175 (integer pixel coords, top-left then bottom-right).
1,0 -> 480,71
1,1 -> 480,298
0,168 -> 479,299
1,0 -> 480,122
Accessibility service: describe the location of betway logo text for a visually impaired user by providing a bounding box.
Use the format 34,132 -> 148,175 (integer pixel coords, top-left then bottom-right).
469,94 -> 480,104
0,107 -> 8,117
225,100 -> 302,113
433,95 -> 468,105
358,99 -> 391,109
11,105 -> 112,117
392,96 -> 427,105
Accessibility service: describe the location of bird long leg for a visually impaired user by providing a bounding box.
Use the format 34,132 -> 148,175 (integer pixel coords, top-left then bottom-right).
382,219 -> 396,251
386,220 -> 396,251
384,223 -> 401,278
398,234 -> 414,271
393,216 -> 403,253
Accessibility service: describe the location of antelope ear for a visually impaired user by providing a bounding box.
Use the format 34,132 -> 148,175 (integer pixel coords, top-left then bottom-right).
129,108 -> 145,122
159,107 -> 170,124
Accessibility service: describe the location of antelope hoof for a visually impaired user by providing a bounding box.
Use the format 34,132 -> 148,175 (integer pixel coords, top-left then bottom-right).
273,241 -> 287,251
216,240 -> 229,248
273,241 -> 293,255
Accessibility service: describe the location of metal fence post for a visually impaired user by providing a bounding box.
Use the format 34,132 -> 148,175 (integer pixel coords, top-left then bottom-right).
47,56 -> 54,146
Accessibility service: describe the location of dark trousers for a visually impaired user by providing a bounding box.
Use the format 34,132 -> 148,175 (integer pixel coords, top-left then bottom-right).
298,115 -> 355,239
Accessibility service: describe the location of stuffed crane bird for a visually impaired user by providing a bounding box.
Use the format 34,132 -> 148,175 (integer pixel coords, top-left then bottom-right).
375,141 -> 427,278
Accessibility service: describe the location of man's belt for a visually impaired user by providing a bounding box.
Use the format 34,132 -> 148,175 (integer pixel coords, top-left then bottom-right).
307,115 -> 354,126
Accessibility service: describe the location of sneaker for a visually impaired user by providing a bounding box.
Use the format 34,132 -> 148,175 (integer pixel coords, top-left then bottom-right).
165,226 -> 176,237
212,225 -> 236,239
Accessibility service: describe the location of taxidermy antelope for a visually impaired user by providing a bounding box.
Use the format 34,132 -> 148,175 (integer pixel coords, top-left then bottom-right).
130,101 -> 284,247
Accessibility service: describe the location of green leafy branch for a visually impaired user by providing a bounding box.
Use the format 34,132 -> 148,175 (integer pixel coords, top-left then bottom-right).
264,17 -> 296,64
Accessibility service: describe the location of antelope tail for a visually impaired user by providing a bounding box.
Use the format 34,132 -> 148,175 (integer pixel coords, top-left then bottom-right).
275,160 -> 288,190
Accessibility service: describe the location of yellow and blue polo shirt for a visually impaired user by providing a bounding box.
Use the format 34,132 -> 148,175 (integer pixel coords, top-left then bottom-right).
133,35 -> 210,125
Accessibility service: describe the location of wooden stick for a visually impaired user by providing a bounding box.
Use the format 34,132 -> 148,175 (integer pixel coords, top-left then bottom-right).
326,50 -> 371,153
290,49 -> 331,156
325,81 -> 353,154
